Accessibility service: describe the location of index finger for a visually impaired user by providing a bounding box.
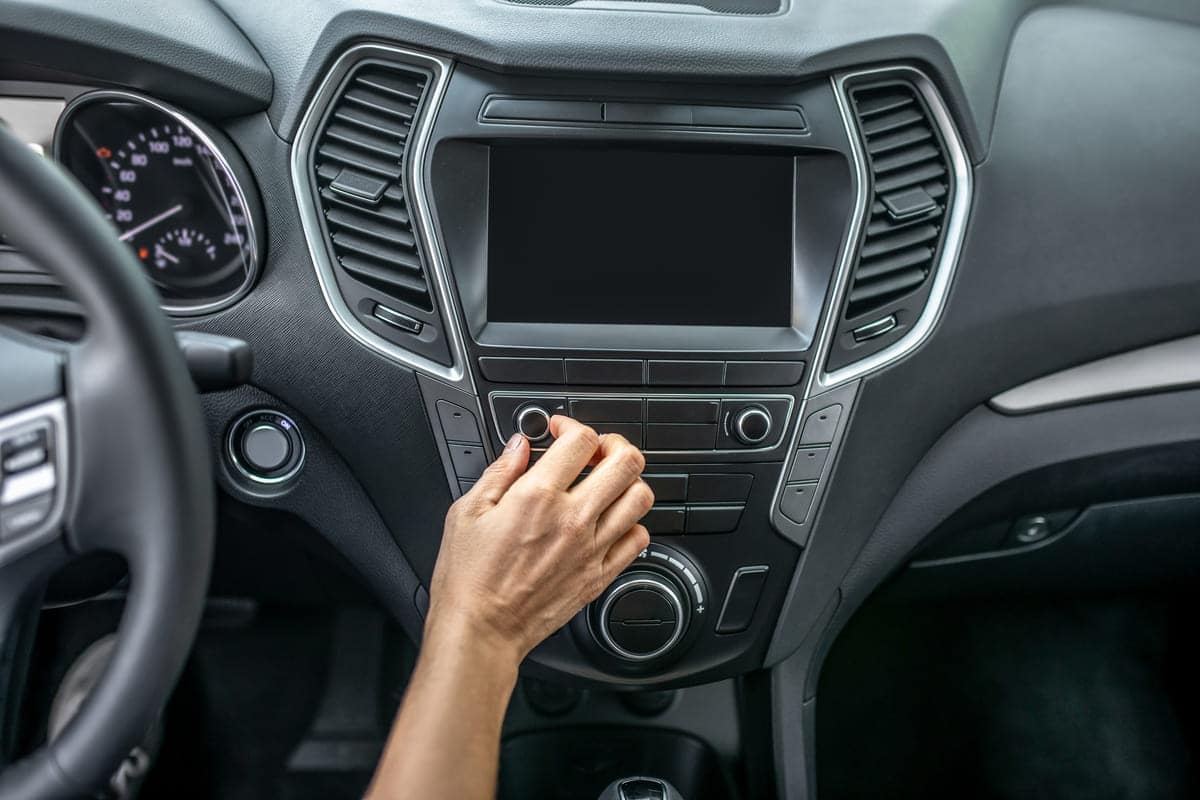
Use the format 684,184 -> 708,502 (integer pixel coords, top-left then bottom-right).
520,416 -> 601,491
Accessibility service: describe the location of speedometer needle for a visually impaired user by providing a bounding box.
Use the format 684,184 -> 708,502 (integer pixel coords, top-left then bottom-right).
118,204 -> 183,242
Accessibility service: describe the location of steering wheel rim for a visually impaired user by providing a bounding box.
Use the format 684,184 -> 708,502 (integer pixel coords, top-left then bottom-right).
0,125 -> 213,796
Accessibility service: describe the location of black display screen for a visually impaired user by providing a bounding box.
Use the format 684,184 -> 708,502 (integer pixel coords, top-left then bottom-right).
487,146 -> 794,327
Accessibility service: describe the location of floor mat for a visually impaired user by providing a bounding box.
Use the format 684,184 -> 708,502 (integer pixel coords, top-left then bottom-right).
816,594 -> 1199,800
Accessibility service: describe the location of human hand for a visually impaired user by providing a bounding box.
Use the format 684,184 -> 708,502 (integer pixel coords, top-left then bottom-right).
425,416 -> 653,666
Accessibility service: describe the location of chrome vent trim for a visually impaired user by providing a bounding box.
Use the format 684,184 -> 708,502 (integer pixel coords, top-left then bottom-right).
291,44 -> 471,387
814,66 -> 974,391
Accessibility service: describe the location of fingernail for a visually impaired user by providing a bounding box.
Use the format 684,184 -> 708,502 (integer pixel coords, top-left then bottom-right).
503,433 -> 523,453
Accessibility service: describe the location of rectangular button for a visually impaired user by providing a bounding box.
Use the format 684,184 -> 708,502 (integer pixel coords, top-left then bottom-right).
779,482 -> 818,524
788,446 -> 829,482
591,422 -> 643,447
715,566 -> 769,634
568,398 -> 643,422
481,98 -> 604,123
0,463 -> 55,506
641,506 -> 685,535
686,505 -> 744,534
688,473 -> 753,503
2,446 -> 47,474
645,399 -> 719,424
604,102 -> 693,125
0,492 -> 54,541
436,400 -> 482,445
647,360 -> 724,386
645,424 -> 717,450
479,357 -> 564,384
724,361 -> 805,387
565,359 -> 643,385
448,445 -> 488,481
642,474 -> 688,503
691,105 -> 806,130
798,404 -> 843,445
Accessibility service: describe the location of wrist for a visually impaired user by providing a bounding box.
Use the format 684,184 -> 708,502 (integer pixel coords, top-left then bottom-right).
422,603 -> 525,678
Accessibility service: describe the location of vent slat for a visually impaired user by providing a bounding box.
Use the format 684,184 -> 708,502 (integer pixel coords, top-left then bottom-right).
323,123 -> 406,162
326,207 -> 417,249
860,224 -> 939,259
316,141 -> 400,180
331,230 -> 420,269
860,106 -> 924,137
312,63 -> 433,312
874,162 -> 946,195
847,267 -> 928,305
867,125 -> 933,156
320,188 -> 411,227
338,255 -> 428,295
843,81 -> 952,320
855,247 -> 934,282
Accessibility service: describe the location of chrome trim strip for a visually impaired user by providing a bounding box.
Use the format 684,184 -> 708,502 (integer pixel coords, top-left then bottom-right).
290,44 -> 472,389
990,333 -> 1200,415
488,390 -> 794,455
52,90 -> 262,317
813,66 -> 975,391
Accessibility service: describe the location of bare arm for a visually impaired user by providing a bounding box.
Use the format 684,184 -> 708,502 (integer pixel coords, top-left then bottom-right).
366,416 -> 653,800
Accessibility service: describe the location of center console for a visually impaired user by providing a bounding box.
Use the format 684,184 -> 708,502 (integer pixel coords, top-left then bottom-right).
294,44 -> 970,686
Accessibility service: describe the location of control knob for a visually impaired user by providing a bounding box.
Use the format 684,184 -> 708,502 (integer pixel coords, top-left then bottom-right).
731,405 -> 772,445
514,404 -> 552,443
596,571 -> 687,662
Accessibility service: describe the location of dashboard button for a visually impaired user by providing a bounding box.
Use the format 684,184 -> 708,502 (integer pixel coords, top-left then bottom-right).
565,359 -> 643,385
798,404 -> 842,445
788,446 -> 829,482
686,505 -> 744,534
687,474 -> 753,503
242,424 -> 292,472
715,566 -> 769,634
479,357 -> 565,384
481,98 -> 603,123
646,399 -> 719,424
640,506 -> 685,535
0,492 -> 54,541
569,398 -> 643,422
645,424 -> 717,450
642,474 -> 687,503
724,361 -> 805,387
449,445 -> 488,480
591,422 -> 643,447
0,463 -> 55,507
436,400 -> 482,445
779,482 -> 818,524
646,360 -> 724,386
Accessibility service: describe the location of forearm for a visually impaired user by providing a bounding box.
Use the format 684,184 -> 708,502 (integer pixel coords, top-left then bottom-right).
366,614 -> 521,800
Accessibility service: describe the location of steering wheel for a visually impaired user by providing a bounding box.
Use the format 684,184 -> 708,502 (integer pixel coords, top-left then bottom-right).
0,125 -> 213,796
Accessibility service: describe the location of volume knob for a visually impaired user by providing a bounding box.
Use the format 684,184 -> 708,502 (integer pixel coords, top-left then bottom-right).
597,572 -> 687,662
514,404 -> 552,442
732,405 -> 772,445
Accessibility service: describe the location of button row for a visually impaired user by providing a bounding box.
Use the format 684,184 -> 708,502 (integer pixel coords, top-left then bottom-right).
1,419 -> 57,542
641,505 -> 745,535
778,403 -> 844,525
479,357 -> 804,388
436,401 -> 489,486
642,473 -> 752,504
493,395 -> 789,452
480,97 -> 807,132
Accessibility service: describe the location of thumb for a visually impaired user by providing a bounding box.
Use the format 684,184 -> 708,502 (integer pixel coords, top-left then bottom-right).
469,433 -> 529,507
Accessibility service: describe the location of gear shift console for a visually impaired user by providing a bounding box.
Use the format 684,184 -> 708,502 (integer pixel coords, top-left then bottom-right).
598,776 -> 684,800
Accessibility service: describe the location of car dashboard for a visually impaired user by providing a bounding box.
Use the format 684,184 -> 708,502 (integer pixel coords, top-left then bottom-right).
2,0 -> 1199,795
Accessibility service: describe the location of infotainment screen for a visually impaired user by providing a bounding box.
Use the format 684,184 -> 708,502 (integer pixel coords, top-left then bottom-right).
487,145 -> 794,327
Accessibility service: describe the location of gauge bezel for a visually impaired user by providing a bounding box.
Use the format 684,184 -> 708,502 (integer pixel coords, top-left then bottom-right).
52,89 -> 263,316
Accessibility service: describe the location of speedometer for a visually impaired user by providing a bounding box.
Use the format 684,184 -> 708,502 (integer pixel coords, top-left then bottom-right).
54,91 -> 261,314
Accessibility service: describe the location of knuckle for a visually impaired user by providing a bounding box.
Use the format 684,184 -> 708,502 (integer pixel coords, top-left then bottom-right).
634,480 -> 655,510
575,424 -> 601,451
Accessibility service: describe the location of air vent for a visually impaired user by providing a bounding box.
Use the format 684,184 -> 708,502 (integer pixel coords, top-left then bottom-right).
843,81 -> 951,321
313,64 -> 433,313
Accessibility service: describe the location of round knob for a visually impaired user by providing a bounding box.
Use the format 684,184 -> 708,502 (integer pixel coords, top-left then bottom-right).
514,404 -> 551,442
597,572 -> 686,662
732,405 -> 772,445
